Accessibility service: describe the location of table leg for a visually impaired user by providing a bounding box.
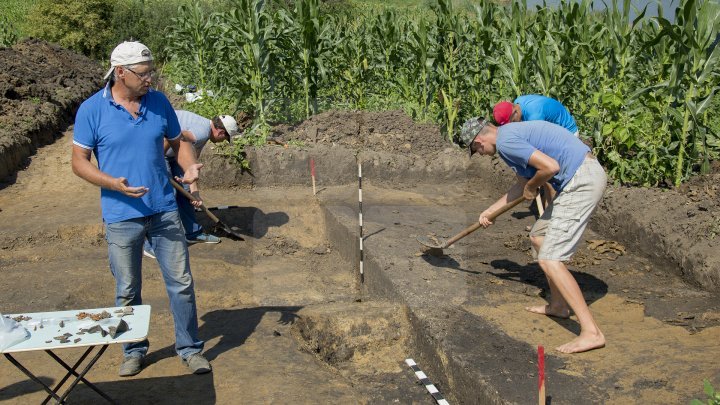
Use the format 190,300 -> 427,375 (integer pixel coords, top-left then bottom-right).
58,345 -> 115,404
3,353 -> 64,403
44,346 -> 116,404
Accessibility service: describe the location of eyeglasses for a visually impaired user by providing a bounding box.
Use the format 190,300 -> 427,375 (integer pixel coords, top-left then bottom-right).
124,66 -> 155,81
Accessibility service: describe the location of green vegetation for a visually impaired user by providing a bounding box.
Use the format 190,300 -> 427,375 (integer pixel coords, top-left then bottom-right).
0,0 -> 40,38
162,0 -> 720,186
27,0 -> 115,58
0,16 -> 18,47
691,379 -> 720,405
3,0 -> 720,186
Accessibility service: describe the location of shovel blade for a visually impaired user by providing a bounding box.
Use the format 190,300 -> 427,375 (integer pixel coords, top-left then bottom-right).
212,223 -> 245,241
416,235 -> 444,249
416,236 -> 447,256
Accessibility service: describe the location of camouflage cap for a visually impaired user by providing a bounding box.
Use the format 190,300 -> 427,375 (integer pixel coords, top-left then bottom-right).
460,117 -> 488,156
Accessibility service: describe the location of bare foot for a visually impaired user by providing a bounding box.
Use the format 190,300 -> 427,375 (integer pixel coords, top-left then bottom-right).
556,332 -> 606,354
525,304 -> 570,319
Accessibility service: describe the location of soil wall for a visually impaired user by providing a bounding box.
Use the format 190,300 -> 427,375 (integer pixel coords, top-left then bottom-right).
0,39 -> 103,181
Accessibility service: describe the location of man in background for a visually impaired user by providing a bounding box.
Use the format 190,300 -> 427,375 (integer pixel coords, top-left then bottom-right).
493,95 -> 579,137
144,110 -> 239,259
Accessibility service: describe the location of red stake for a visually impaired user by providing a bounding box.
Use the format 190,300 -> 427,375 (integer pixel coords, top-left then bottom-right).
310,158 -> 316,195
538,345 -> 545,405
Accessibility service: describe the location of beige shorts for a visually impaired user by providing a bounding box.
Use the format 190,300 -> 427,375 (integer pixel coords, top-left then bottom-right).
530,155 -> 606,261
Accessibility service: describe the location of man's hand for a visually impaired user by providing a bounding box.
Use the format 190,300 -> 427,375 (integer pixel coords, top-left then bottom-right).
478,209 -> 494,228
176,163 -> 203,184
112,177 -> 148,198
523,185 -> 539,201
190,191 -> 203,208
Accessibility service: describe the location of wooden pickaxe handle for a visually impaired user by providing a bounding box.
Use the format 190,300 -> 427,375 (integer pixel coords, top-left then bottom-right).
442,196 -> 526,248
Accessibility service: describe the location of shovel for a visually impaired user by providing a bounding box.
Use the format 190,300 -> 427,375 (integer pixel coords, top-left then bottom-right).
170,178 -> 245,241
417,196 -> 526,256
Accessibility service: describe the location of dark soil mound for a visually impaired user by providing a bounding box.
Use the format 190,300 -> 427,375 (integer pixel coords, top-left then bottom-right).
273,110 -> 454,156
0,38 -> 103,181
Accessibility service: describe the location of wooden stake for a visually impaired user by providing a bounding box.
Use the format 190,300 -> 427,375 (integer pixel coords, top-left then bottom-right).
310,158 -> 316,195
538,345 -> 545,405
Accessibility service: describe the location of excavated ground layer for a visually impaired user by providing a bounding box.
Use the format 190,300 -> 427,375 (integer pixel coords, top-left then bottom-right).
316,183 -> 720,404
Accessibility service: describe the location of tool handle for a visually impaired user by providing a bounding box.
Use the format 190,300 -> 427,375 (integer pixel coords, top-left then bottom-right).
535,194 -> 544,217
443,196 -> 526,248
170,178 -> 221,223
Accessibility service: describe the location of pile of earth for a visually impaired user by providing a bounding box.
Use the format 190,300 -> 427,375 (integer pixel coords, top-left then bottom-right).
592,160 -> 720,290
0,38 -> 103,181
272,110 -> 455,157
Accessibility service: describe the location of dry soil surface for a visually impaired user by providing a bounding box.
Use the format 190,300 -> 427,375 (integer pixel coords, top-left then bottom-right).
0,131 -> 430,404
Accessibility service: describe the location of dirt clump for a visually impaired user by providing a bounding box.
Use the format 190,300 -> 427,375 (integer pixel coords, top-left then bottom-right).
292,301 -> 411,375
0,38 -> 103,181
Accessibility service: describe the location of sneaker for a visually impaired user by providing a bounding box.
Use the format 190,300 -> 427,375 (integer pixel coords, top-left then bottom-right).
143,248 -> 156,259
186,233 -> 221,244
119,356 -> 144,377
182,353 -> 212,374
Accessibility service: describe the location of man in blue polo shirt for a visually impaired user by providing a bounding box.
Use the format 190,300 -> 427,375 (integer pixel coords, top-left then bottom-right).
71,41 -> 211,376
493,95 -> 579,212
460,117 -> 607,354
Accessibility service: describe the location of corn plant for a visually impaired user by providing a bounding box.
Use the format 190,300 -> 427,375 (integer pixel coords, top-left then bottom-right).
165,3 -> 222,91
403,18 -> 437,121
465,4 -> 501,119
219,0 -> 275,131
278,0 -> 333,118
433,0 -> 466,140
331,17 -> 372,109
650,0 -> 720,185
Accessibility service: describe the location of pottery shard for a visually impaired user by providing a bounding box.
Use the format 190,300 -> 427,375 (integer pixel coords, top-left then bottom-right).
114,306 -> 134,317
85,325 -> 108,337
108,319 -> 129,339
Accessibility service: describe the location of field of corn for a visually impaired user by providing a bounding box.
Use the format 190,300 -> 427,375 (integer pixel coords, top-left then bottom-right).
2,0 -> 720,186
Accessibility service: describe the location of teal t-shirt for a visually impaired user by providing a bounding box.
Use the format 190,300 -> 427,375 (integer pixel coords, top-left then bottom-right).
497,121 -> 589,192
515,95 -> 578,133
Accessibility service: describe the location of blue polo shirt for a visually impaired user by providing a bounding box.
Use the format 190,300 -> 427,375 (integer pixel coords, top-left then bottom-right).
497,121 -> 589,192
515,95 -> 578,133
73,84 -> 181,224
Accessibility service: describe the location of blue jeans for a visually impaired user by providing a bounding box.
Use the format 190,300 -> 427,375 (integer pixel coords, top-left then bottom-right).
105,210 -> 204,359
168,158 -> 203,240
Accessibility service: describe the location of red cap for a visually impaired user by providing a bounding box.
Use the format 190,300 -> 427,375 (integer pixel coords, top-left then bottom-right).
493,101 -> 514,125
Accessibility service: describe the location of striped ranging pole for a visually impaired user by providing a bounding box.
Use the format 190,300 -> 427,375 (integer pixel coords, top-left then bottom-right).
405,358 -> 450,405
358,162 -> 364,284
538,345 -> 546,405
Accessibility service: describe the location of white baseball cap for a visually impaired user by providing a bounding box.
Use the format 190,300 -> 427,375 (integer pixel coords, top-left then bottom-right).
103,41 -> 154,80
218,115 -> 240,139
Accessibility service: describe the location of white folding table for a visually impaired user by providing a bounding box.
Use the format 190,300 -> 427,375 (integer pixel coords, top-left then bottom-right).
2,305 -> 151,404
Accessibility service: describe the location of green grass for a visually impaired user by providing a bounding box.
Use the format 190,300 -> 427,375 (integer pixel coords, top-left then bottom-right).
0,0 -> 40,37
